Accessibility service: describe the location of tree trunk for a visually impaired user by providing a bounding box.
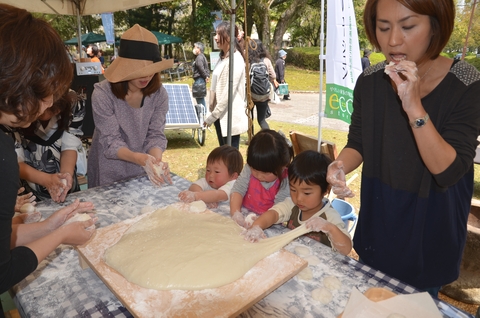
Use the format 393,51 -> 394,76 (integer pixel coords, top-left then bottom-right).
272,0 -> 309,53
191,0 -> 196,45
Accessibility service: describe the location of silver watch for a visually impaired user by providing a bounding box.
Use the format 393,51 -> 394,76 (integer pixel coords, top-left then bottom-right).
410,113 -> 429,128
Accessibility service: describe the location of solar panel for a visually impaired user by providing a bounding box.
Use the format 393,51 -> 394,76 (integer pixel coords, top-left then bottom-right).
163,84 -> 200,129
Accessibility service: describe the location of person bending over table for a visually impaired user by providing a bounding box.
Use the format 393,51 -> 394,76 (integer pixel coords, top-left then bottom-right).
0,3 -> 96,298
327,0 -> 480,297
87,25 -> 173,188
15,90 -> 82,203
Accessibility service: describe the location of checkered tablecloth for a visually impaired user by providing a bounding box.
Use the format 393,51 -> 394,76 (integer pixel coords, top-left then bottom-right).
12,175 -> 473,318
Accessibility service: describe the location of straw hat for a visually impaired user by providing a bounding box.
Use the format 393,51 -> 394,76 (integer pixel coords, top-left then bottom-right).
105,24 -> 173,83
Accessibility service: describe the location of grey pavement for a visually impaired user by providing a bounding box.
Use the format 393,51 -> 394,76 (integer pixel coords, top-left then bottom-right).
267,91 -> 350,132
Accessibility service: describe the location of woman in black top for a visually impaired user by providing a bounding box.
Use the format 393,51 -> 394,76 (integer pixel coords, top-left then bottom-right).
0,4 -> 96,297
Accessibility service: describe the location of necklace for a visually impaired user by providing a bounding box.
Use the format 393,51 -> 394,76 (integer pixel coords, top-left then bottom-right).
420,61 -> 434,80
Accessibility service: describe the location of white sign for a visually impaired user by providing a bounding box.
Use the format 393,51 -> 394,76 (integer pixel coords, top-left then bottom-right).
325,0 -> 362,124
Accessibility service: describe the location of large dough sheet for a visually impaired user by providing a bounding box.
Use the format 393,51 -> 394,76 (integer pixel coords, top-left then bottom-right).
77,204 -> 308,317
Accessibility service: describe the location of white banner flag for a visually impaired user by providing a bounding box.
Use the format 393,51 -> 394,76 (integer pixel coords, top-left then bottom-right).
325,0 -> 362,124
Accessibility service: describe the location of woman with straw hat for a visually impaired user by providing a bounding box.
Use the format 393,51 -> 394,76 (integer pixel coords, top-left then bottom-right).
87,24 -> 174,188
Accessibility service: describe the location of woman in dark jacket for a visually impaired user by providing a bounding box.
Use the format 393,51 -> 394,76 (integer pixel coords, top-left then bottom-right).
192,42 -> 210,107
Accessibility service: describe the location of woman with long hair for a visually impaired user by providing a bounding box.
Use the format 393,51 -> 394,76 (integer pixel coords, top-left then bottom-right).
204,21 -> 248,149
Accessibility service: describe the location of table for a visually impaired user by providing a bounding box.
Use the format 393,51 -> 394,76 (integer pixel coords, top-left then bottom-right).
12,175 -> 473,318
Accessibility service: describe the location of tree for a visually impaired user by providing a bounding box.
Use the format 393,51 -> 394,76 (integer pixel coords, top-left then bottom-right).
270,0 -> 310,53
289,4 -> 321,47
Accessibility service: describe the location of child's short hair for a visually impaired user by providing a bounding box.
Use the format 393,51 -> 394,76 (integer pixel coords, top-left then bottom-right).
207,145 -> 244,176
288,150 -> 332,195
247,130 -> 292,181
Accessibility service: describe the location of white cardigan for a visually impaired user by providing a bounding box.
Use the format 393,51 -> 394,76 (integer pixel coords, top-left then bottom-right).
206,50 -> 248,137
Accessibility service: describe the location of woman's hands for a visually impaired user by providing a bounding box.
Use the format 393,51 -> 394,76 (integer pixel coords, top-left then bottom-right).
142,154 -> 172,187
326,161 -> 354,198
45,199 -> 95,231
385,60 -> 426,115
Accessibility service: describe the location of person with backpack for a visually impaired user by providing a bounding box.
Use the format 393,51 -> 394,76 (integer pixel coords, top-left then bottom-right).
247,39 -> 276,130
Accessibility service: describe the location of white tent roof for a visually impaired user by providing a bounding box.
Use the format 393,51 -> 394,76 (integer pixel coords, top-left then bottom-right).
1,0 -> 169,15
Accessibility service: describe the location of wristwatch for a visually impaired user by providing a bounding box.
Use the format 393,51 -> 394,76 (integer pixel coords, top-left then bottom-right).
410,113 -> 429,128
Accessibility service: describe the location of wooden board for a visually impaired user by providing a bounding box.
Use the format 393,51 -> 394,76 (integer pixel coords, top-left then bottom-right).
77,212 -> 307,318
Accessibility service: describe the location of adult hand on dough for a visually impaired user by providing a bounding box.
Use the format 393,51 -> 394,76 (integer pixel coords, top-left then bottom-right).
143,155 -> 172,187
46,199 -> 95,230
232,211 -> 246,227
242,225 -> 266,243
326,161 -> 354,198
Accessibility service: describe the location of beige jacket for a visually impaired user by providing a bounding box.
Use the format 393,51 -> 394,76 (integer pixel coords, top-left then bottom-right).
206,50 -> 248,137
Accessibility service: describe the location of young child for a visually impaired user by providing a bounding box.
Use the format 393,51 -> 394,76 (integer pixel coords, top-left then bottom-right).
243,150 -> 352,256
178,145 -> 244,208
16,90 -> 82,203
230,130 -> 293,226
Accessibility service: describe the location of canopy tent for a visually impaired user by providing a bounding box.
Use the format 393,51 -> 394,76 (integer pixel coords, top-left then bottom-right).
115,31 -> 186,62
115,31 -> 183,46
151,31 -> 183,45
2,0 -> 171,54
64,32 -> 106,45
1,0 -> 168,16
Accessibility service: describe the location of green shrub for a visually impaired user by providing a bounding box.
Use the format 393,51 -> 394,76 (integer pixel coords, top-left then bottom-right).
285,47 -> 323,71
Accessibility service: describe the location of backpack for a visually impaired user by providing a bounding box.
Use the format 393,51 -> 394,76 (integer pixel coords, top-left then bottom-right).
249,61 -> 271,101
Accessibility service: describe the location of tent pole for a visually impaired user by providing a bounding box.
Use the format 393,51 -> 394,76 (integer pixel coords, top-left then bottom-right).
76,5 -> 82,57
226,0 -> 236,146
182,44 -> 187,62
317,0 -> 325,152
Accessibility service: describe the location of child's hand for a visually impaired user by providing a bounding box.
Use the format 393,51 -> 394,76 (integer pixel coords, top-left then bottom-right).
206,202 -> 218,209
178,190 -> 196,203
241,225 -> 266,243
244,213 -> 258,228
326,161 -> 354,198
232,211 -> 246,227
305,217 -> 330,233
46,173 -> 68,203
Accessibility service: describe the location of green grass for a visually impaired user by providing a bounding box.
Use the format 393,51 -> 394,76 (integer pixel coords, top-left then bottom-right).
165,65 -> 479,215
167,65 -> 325,92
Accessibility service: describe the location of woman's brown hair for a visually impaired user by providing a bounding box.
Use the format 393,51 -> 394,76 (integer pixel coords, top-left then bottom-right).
364,0 -> 455,60
110,73 -> 161,100
215,21 -> 244,60
0,4 -> 73,124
